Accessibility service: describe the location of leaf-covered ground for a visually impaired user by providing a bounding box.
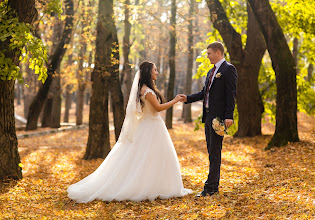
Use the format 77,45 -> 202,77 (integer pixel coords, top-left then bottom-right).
1,113 -> 314,219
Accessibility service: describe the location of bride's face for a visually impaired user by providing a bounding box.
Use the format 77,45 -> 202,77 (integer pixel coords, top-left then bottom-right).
151,64 -> 159,81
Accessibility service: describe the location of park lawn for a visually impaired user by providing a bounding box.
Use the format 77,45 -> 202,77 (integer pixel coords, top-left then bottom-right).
0,113 -> 314,219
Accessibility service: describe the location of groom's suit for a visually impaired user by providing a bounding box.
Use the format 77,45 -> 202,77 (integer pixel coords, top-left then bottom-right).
185,60 -> 237,192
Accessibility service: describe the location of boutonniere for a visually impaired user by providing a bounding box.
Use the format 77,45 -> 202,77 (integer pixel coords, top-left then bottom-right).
215,72 -> 222,78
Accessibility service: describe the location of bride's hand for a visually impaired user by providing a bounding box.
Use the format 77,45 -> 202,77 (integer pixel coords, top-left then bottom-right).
174,94 -> 185,103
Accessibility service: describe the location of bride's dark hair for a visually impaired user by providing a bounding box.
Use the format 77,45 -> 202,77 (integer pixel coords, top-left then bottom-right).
137,60 -> 165,108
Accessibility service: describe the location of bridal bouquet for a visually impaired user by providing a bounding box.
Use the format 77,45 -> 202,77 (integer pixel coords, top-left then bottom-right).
212,117 -> 228,136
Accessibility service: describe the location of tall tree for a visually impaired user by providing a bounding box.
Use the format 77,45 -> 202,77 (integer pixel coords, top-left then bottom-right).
63,41 -> 74,123
165,0 -> 176,129
41,91 -> 52,127
84,0 -> 121,159
50,14 -> 64,129
26,0 -> 74,130
16,81 -> 22,105
0,0 -> 38,180
182,0 -> 194,123
307,64 -> 313,81
22,60 -> 37,119
122,0 -> 132,107
50,66 -> 62,128
205,0 -> 266,137
248,0 -> 299,148
63,82 -> 72,123
76,0 -> 93,126
76,26 -> 87,126
41,14 -> 63,128
292,38 -> 299,67
109,38 -> 125,141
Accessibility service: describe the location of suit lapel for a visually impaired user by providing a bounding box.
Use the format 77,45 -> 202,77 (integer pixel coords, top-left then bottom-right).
215,60 -> 226,76
209,61 -> 227,90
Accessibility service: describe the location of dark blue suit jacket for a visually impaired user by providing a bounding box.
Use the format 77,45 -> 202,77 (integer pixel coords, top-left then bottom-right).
185,61 -> 237,125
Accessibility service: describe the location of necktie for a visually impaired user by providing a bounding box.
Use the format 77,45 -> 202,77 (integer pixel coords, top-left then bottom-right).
207,66 -> 216,92
204,66 -> 216,107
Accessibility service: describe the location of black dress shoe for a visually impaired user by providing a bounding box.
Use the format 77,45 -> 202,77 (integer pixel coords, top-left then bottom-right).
195,189 -> 218,197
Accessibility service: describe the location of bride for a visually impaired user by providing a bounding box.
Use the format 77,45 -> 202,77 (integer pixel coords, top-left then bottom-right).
67,60 -> 193,203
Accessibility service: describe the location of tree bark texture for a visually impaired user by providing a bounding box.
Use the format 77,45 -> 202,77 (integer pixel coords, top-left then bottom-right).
165,0 -> 176,129
84,0 -> 120,159
26,0 -> 74,130
248,0 -> 299,148
183,0 -> 194,123
206,0 -> 266,137
0,0 -> 38,180
122,0 -> 132,107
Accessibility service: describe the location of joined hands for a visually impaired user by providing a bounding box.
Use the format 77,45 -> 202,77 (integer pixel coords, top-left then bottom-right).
174,94 -> 233,128
174,94 -> 187,103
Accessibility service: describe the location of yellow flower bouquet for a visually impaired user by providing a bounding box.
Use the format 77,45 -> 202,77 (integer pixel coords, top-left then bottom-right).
212,117 -> 228,136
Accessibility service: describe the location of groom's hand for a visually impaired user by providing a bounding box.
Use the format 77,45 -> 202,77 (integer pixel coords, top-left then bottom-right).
178,94 -> 187,102
225,119 -> 233,128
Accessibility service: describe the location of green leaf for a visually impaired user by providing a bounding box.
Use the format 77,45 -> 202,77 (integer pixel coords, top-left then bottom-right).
0,0 -> 47,83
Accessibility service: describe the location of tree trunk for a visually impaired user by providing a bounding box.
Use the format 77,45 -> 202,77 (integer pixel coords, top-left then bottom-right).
49,15 -> 64,129
234,3 -> 265,137
41,95 -> 52,127
122,0 -> 132,107
182,0 -> 194,123
76,1 -> 91,126
162,48 -> 169,93
76,35 -> 87,126
23,60 -> 36,118
51,72 -> 62,128
16,82 -> 22,105
194,6 -> 204,93
248,0 -> 299,148
76,85 -> 85,125
206,0 -> 266,137
26,0 -> 74,130
85,76 -> 110,159
109,34 -> 125,141
64,84 -> 71,123
84,0 -> 116,159
157,34 -> 162,74
156,34 -> 165,91
139,38 -> 147,64
307,64 -> 313,81
41,70 -> 62,128
0,80 -> 22,180
85,51 -> 93,106
292,38 -> 298,66
64,51 -> 74,123
85,92 -> 90,105
0,0 -> 38,180
41,13 -> 63,128
156,41 -> 167,93
165,0 -> 176,129
292,37 -> 299,73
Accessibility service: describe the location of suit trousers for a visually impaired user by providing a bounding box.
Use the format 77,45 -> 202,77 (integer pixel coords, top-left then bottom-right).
204,114 -> 223,192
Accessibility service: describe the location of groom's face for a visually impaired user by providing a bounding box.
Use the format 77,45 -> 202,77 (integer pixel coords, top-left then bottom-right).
207,48 -> 221,64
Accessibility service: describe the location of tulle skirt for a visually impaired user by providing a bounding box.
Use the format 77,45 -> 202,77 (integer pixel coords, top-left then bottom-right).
67,115 -> 193,203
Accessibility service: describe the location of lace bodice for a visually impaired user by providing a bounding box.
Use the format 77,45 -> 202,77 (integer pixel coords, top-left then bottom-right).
140,88 -> 160,118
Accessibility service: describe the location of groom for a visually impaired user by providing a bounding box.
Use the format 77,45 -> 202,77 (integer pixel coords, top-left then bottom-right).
179,41 -> 237,197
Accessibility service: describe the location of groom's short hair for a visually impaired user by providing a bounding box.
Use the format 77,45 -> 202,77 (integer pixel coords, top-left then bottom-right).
207,42 -> 224,55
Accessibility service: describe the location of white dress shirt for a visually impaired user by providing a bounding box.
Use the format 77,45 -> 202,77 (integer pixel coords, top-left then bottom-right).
205,58 -> 225,108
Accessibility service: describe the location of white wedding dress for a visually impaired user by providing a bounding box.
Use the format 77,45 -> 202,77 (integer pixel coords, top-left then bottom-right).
67,87 -> 193,203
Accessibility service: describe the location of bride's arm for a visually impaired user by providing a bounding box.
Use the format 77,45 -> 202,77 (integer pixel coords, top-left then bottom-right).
145,92 -> 181,112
